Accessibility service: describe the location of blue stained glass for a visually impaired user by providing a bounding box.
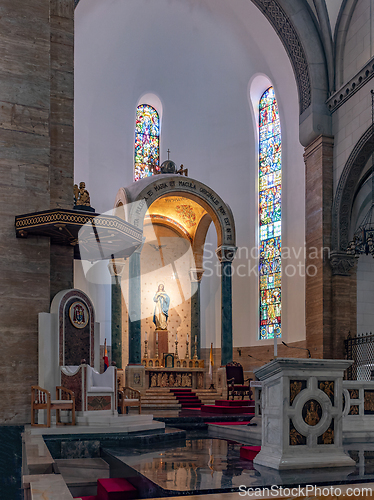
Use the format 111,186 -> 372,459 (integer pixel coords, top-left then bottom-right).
259,87 -> 282,340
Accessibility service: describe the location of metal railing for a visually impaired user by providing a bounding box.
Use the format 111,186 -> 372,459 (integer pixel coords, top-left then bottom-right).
345,332 -> 374,380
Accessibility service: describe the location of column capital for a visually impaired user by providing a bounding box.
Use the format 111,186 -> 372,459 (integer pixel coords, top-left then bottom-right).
108,258 -> 126,277
189,268 -> 205,283
133,237 -> 146,255
216,245 -> 237,263
329,251 -> 356,276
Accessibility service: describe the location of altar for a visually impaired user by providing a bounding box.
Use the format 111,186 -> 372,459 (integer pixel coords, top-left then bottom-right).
142,356 -> 205,389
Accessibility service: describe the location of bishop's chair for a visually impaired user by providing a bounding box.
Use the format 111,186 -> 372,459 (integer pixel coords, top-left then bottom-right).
225,361 -> 252,400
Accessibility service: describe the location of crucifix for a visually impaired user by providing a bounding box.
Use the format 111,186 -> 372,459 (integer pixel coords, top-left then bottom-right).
167,148 -> 170,160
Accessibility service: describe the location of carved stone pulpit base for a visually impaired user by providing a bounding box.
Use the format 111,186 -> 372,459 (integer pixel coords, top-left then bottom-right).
253,358 -> 355,470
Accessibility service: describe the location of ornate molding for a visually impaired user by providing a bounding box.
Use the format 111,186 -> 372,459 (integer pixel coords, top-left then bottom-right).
332,125 -> 374,251
15,208 -> 143,260
251,0 -> 311,114
329,251 -> 356,276
216,245 -> 237,263
327,56 -> 374,113
108,259 -> 126,278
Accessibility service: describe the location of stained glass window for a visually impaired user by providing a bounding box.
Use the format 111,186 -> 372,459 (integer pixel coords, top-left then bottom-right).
259,87 -> 281,340
134,104 -> 160,181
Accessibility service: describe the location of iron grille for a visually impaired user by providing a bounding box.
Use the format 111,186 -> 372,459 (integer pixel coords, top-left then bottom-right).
345,332 -> 374,380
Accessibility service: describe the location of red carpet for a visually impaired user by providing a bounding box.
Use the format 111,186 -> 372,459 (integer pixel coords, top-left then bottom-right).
240,446 -> 261,461
170,388 -> 202,408
208,421 -> 252,425
201,404 -> 255,414
97,478 -> 138,500
215,400 -> 254,406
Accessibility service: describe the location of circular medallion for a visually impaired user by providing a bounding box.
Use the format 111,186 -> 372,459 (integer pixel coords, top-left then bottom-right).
302,399 -> 322,426
69,301 -> 89,329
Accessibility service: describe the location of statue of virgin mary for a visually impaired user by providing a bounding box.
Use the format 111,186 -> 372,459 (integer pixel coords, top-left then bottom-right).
153,283 -> 170,330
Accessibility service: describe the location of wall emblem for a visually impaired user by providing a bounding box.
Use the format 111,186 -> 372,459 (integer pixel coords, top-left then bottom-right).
69,301 -> 89,329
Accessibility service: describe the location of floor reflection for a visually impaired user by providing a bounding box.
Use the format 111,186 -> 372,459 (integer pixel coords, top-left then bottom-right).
104,432 -> 374,494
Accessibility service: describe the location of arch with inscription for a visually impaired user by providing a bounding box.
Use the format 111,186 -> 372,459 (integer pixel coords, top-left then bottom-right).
115,175 -> 236,249
114,175 -> 237,368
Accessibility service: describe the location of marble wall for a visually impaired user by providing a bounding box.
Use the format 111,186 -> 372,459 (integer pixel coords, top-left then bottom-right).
0,0 -> 75,424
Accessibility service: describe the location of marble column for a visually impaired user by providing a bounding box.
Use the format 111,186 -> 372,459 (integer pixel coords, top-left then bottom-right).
128,246 -> 143,365
304,135 -> 334,359
216,246 -> 237,366
108,259 -> 126,369
189,268 -> 205,359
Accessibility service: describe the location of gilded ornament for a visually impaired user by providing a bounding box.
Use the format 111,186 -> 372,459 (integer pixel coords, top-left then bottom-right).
319,381 -> 334,402
302,399 -> 322,426
74,182 -> 91,207
289,380 -> 306,405
321,428 -> 334,444
364,390 -> 374,413
348,405 -> 359,415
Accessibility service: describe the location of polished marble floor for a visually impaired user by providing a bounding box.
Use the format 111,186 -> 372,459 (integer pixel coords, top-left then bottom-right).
104,431 -> 374,496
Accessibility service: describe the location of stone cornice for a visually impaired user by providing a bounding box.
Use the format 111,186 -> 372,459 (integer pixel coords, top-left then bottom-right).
327,55 -> 374,113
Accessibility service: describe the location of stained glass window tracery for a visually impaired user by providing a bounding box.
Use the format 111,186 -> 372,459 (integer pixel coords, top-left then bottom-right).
259,86 -> 282,340
134,104 -> 160,181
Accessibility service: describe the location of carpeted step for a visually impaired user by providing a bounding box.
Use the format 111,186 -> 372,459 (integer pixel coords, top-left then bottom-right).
240,446 -> 261,461
201,404 -> 255,414
215,399 -> 255,407
171,388 -> 202,408
97,478 -> 138,500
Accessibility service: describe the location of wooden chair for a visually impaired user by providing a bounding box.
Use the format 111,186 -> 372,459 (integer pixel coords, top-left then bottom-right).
225,362 -> 252,400
118,386 -> 141,414
31,386 -> 75,427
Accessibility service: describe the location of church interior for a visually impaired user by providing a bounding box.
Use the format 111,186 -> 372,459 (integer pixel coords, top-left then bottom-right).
4,0 -> 374,498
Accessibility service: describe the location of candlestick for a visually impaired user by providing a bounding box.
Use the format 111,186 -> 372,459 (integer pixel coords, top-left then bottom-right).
185,338 -> 190,359
175,339 -> 179,359
156,331 -> 158,341
155,338 -> 159,359
193,336 -> 198,360
274,332 -> 277,358
144,338 -> 148,359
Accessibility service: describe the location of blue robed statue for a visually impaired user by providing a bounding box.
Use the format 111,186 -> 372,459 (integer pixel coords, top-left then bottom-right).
153,283 -> 170,330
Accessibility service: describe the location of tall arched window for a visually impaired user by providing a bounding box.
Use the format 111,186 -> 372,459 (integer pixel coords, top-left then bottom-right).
134,104 -> 160,181
259,86 -> 282,340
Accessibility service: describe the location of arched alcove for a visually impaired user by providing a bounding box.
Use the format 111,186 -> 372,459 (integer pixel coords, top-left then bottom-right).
114,174 -> 236,371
